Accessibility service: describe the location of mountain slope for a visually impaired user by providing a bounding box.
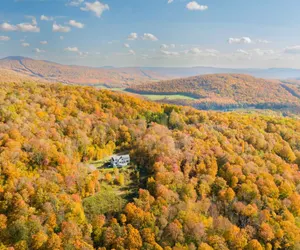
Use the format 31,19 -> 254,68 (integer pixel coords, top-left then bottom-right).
0,56 -> 167,87
1,80 -> 300,249
127,74 -> 300,110
0,68 -> 50,84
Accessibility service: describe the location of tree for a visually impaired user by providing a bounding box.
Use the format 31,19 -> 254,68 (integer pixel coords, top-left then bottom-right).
125,224 -> 143,250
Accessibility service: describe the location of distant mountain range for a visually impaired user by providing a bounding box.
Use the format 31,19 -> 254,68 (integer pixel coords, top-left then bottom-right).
0,56 -> 167,87
2,56 -> 300,86
141,67 -> 300,80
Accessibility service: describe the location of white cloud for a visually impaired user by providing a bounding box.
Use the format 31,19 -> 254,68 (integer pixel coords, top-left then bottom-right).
252,48 -> 274,56
236,49 -> 249,55
25,16 -> 37,25
206,49 -> 219,54
80,1 -> 109,17
64,46 -> 88,57
26,16 -> 37,26
129,49 -> 136,55
40,41 -> 48,45
21,42 -> 30,47
53,23 -> 71,33
168,0 -> 174,3
142,33 -> 158,41
186,1 -> 208,11
14,16 -> 40,32
60,36 -> 64,40
69,20 -> 85,28
0,22 -> 17,31
185,48 -> 219,57
17,22 -> 40,32
228,37 -> 252,44
161,50 -> 180,56
256,39 -> 271,44
40,15 -> 54,21
34,48 -> 45,53
284,45 -> 300,54
233,48 -> 275,57
64,47 -> 79,52
127,32 -> 138,40
124,43 -> 130,48
0,36 -> 10,41
78,51 -> 89,57
0,17 -> 39,32
107,40 -> 119,45
67,0 -> 84,6
204,49 -> 219,56
141,54 -> 149,59
189,48 -> 202,54
161,44 -> 176,49
229,37 -> 271,45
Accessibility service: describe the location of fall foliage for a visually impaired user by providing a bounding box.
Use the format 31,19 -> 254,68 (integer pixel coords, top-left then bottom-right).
0,81 -> 300,249
127,74 -> 300,111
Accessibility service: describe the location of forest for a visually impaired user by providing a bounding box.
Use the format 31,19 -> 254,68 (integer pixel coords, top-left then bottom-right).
126,74 -> 300,113
0,81 -> 300,249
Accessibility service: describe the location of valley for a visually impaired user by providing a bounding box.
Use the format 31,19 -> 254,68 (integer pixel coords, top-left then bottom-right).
1,55 -> 300,116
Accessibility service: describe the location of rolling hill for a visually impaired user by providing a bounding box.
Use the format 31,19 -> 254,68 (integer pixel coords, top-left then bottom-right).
126,74 -> 300,111
0,56 -> 167,87
3,57 -> 300,88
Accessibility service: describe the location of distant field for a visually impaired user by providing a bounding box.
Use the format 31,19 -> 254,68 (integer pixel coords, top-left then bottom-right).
96,85 -> 197,101
140,94 -> 197,101
95,85 -> 126,92
109,87 -> 126,92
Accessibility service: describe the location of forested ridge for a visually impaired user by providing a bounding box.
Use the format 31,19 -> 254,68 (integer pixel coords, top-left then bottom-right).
126,74 -> 300,111
0,81 -> 300,249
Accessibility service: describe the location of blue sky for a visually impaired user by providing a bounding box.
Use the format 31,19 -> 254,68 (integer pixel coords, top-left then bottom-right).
1,0 -> 300,68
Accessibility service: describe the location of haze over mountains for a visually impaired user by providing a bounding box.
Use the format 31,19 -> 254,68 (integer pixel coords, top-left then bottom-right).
143,67 -> 300,80
2,57 -> 300,87
0,56 -> 167,87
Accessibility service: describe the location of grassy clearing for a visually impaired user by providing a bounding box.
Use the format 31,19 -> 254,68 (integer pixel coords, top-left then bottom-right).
83,183 -> 127,218
141,94 -> 198,101
95,85 -> 126,92
83,166 -> 139,220
94,85 -> 197,101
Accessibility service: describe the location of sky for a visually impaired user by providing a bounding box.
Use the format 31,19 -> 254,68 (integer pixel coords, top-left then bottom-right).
1,0 -> 300,68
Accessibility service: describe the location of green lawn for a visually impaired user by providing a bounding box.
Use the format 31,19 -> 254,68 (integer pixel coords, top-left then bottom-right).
83,165 -> 139,220
141,94 -> 197,101
83,183 -> 128,219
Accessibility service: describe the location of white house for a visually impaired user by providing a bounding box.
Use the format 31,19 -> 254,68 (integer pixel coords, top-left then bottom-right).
110,155 -> 130,168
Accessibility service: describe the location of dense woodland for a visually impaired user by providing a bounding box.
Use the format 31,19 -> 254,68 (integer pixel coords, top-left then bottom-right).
127,74 -> 300,111
0,81 -> 300,249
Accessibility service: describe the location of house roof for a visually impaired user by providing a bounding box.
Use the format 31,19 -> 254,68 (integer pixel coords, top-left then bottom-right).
112,155 -> 130,161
